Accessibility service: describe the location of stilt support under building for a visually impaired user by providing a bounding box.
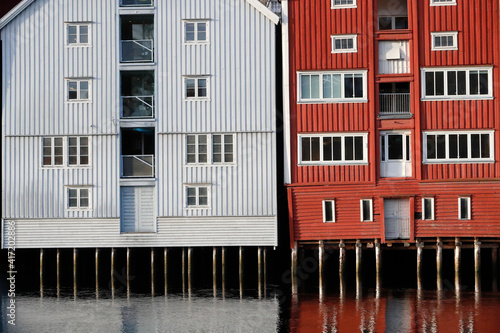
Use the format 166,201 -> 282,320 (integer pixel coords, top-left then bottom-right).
182,248 -> 186,295
339,240 -> 346,298
375,239 -> 381,294
212,247 -> 217,297
127,248 -> 130,295
111,248 -> 115,297
319,241 -> 324,298
151,248 -> 155,296
164,248 -> 168,296
56,249 -> 60,297
187,247 -> 192,297
291,242 -> 298,295
73,248 -> 77,297
416,240 -> 423,290
455,238 -> 461,293
95,248 -> 99,296
474,238 -> 481,293
258,246 -> 262,299
40,249 -> 44,297
436,238 -> 443,291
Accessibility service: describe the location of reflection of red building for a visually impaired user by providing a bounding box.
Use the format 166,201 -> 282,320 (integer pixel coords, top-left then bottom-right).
282,0 -> 500,249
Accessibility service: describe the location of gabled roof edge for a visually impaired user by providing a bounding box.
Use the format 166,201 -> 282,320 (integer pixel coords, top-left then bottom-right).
0,0 -> 36,30
245,0 -> 280,25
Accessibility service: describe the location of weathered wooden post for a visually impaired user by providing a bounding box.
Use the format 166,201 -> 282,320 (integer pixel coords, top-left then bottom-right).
436,238 -> 443,291
182,248 -> 186,295
239,246 -> 244,298
212,247 -> 217,297
355,239 -> 362,277
56,249 -> 60,297
95,248 -> 99,296
222,247 -> 226,298
339,240 -> 346,298
126,248 -> 130,295
416,240 -> 423,290
454,238 -> 461,292
40,248 -> 44,296
187,247 -> 192,297
258,246 -> 262,299
474,238 -> 481,293
151,248 -> 155,296
492,247 -> 498,292
263,247 -> 267,298
319,241 -> 324,298
375,239 -> 381,291
111,247 -> 115,297
291,242 -> 298,294
164,248 -> 168,296
73,248 -> 78,297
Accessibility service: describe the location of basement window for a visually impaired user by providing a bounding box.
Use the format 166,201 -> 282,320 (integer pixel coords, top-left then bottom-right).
458,197 -> 471,220
360,199 -> 373,222
422,197 -> 435,220
323,200 -> 336,222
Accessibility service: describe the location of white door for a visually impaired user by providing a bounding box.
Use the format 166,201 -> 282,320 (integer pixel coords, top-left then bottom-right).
380,132 -> 412,178
121,186 -> 156,232
384,198 -> 410,240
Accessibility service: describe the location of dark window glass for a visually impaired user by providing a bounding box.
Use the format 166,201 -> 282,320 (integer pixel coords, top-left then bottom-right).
479,71 -> 488,95
354,136 -> 363,160
434,36 -> 441,47
424,198 -> 433,220
427,135 -> 436,159
332,137 -> 342,161
43,138 -> 52,165
186,79 -> 196,97
311,137 -> 320,161
344,75 -> 354,98
345,137 -> 354,160
395,17 -> 408,29
379,17 -> 392,30
335,39 -> 341,50
347,38 -> 353,49
435,72 -> 444,95
470,71 -> 479,95
362,200 -> 371,221
388,135 -> 403,160
381,136 -> 386,161
449,134 -> 458,158
323,137 -> 332,161
354,74 -> 363,98
459,134 -> 468,158
436,135 -> 446,159
457,71 -> 467,95
447,71 -> 456,95
301,138 -> 310,161
481,134 -> 490,158
324,201 -> 333,222
406,135 -> 410,161
460,198 -> 469,219
425,72 -> 435,96
471,134 -> 480,158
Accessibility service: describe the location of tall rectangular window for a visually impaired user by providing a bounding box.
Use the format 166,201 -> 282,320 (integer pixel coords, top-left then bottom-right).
424,131 -> 494,163
299,133 -> 368,165
422,67 -> 492,99
66,23 -> 90,45
184,21 -> 209,43
298,70 -> 367,102
213,134 -> 234,163
68,187 -> 90,209
323,200 -> 335,222
67,79 -> 90,101
422,198 -> 435,220
458,197 -> 471,220
184,76 -> 209,99
186,186 -> 209,207
360,199 -> 373,222
43,137 -> 64,166
68,137 -> 89,166
186,134 -> 208,164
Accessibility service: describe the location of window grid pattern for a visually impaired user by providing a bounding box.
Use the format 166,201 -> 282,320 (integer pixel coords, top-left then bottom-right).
68,188 -> 90,209
423,68 -> 491,99
299,71 -> 367,102
43,137 -> 64,166
299,134 -> 367,164
431,32 -> 457,50
185,77 -> 208,99
184,21 -> 208,43
424,131 -> 494,163
331,35 -> 357,53
458,197 -> 471,220
186,134 -> 208,164
331,0 -> 356,7
186,186 -> 209,207
212,134 -> 234,163
67,24 -> 89,45
69,137 -> 89,166
67,80 -> 90,101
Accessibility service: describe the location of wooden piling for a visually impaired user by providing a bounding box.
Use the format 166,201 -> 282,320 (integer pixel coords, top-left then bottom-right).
222,247 -> 226,297
454,238 -> 461,292
56,249 -> 60,296
40,248 -> 43,296
263,248 -> 267,297
291,243 -> 298,295
95,248 -> 99,296
474,238 -> 481,292
127,248 -> 130,295
319,241 -> 324,297
375,239 -> 381,289
111,248 -> 115,296
212,247 -> 217,297
164,248 -> 168,296
73,248 -> 77,297
355,240 -> 362,277
436,238 -> 443,291
187,247 -> 192,296
182,248 -> 186,295
258,246 -> 262,299
239,246 -> 243,298
492,247 -> 498,292
416,240 -> 423,290
151,248 -> 155,296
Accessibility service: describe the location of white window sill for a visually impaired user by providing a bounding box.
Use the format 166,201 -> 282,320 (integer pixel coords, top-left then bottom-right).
423,159 -> 495,164
298,99 -> 368,104
431,47 -> 458,51
331,5 -> 357,9
421,96 -> 493,101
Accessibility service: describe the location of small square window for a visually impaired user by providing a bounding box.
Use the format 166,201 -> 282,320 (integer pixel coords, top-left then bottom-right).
42,137 -> 64,166
323,200 -> 335,222
422,198 -> 435,220
331,35 -> 357,53
184,20 -> 209,43
360,199 -> 373,222
331,0 -> 356,8
66,23 -> 90,46
458,197 -> 471,220
186,134 -> 208,164
184,76 -> 209,99
68,187 -> 91,210
186,186 -> 210,208
431,32 -> 458,51
213,134 -> 234,163
67,79 -> 91,101
430,0 -> 457,6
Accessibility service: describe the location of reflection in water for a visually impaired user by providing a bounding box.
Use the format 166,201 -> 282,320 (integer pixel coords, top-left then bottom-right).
289,289 -> 500,333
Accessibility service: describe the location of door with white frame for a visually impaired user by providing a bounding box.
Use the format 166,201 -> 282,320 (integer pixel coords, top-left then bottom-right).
380,131 -> 412,177
384,198 -> 411,240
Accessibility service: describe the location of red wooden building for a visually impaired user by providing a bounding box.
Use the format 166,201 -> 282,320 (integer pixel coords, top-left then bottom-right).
282,0 -> 500,254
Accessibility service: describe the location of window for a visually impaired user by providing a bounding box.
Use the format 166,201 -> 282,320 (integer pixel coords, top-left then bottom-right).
120,0 -> 154,7
331,34 -> 357,53
422,67 -> 492,99
68,187 -> 90,209
423,131 -> 494,163
378,16 -> 409,30
458,197 -> 471,220
68,137 -> 89,166
66,23 -> 90,45
298,70 -> 367,103
431,32 -> 458,51
331,0 -> 356,8
184,76 -> 209,99
213,134 -> 234,163
184,21 -> 208,43
422,198 -> 435,220
186,134 -> 208,164
67,79 -> 90,101
299,133 -> 368,165
323,200 -> 335,222
43,137 -> 64,166
360,199 -> 373,222
186,186 -> 209,207
430,0 -> 456,6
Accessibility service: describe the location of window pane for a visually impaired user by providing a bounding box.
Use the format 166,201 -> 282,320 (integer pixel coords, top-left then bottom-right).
69,198 -> 78,207
426,135 -> 436,159
301,75 -> 310,99
447,71 -> 456,95
68,81 -> 78,100
332,74 -> 341,98
425,72 -> 435,96
323,75 -> 332,99
68,26 -> 77,44
311,137 -> 320,161
43,138 -> 52,165
434,36 -> 441,47
186,79 -> 196,97
341,39 -> 347,49
199,196 -> 208,206
185,23 -> 195,41
344,75 -> 353,98
362,200 -> 371,221
80,189 -> 89,208
460,198 -> 469,219
405,135 -> 410,161
335,39 -> 341,50
379,17 -> 392,30
199,187 -> 207,197
197,23 -> 207,41
301,138 -> 311,161
388,135 -> 403,160
469,71 -> 479,95
310,75 -> 320,99
323,137 -> 332,161
459,134 -> 468,158
324,201 -> 333,222
435,72 -> 444,95
481,134 -> 490,158
187,196 -> 196,206
332,137 -> 341,161
424,199 -> 433,220
345,136 -> 354,160
479,71 -> 488,95
471,134 -> 480,158
79,26 -> 89,43
347,38 -> 353,49
395,17 -> 408,29
448,134 -> 458,158
381,135 -> 386,161
436,135 -> 446,159
354,74 -> 363,98
457,71 -> 466,95
198,79 -> 207,97
354,136 -> 363,160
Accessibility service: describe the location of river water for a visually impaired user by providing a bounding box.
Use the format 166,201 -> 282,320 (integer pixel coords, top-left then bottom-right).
2,287 -> 500,332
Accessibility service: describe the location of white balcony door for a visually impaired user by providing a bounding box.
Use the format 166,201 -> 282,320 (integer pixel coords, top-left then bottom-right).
380,131 -> 412,178
384,198 -> 411,240
121,186 -> 156,232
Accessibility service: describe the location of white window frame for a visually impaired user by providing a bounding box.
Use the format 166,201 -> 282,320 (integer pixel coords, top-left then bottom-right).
185,185 -> 210,208
186,134 -> 208,164
67,186 -> 92,210
422,197 -> 435,221
421,67 -> 493,100
458,197 -> 471,220
66,79 -> 91,102
430,0 -> 457,6
331,0 -> 356,9
431,32 -> 458,51
212,134 -> 235,164
331,34 -> 357,53
298,133 -> 368,165
68,136 -> 90,167
323,200 -> 336,223
42,137 -> 64,167
422,130 -> 495,164
360,199 -> 373,222
66,23 -> 91,46
183,76 -> 209,100
297,70 -> 367,103
183,20 -> 209,44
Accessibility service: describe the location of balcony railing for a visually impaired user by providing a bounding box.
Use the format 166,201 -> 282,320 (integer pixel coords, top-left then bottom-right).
122,155 -> 154,178
120,0 -> 153,7
122,96 -> 154,118
379,93 -> 410,115
121,40 -> 154,63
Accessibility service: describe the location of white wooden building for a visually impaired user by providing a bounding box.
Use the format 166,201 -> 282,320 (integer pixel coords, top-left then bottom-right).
1,0 -> 279,249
